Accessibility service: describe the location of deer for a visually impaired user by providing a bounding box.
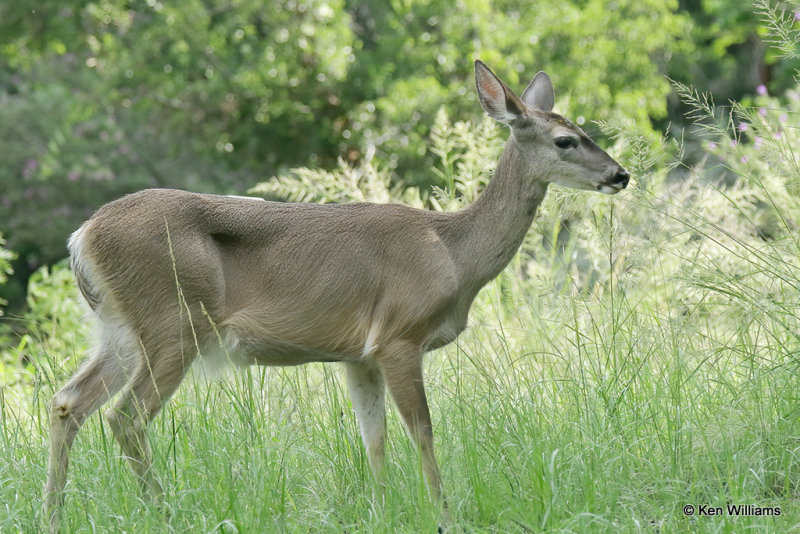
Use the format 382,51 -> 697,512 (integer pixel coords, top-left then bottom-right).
44,59 -> 629,531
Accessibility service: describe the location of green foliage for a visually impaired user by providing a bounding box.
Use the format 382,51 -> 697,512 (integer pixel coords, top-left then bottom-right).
662,5 -> 800,351
0,262 -> 89,387
24,262 -> 88,350
250,108 -> 504,211
663,0 -> 798,125
250,154 -> 425,207
0,262 -> 87,434
755,0 -> 800,60
346,0 -> 688,183
0,234 -> 15,315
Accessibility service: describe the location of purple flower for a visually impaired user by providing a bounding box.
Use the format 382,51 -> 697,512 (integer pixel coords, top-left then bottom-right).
730,139 -> 738,147
708,141 -> 717,150
757,84 -> 767,96
795,11 -> 800,21
741,155 -> 748,164
759,107 -> 767,117
779,113 -> 788,123
52,206 -> 73,217
67,171 -> 80,182
775,131 -> 783,140
754,136 -> 763,148
22,158 -> 38,179
737,122 -> 748,132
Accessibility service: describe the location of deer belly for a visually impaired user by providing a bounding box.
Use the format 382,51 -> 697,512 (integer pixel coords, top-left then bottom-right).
230,334 -> 350,366
218,306 -> 368,366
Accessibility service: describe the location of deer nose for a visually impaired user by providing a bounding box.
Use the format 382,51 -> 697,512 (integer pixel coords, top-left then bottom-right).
612,168 -> 630,189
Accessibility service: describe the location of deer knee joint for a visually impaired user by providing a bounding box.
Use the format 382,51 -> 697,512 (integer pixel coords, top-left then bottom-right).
51,392 -> 75,419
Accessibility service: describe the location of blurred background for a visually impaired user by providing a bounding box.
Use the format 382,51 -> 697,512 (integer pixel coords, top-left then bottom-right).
0,0 -> 795,314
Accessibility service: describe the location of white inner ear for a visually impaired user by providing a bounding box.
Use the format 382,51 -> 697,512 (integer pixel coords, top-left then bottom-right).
521,72 -> 555,112
493,105 -> 521,125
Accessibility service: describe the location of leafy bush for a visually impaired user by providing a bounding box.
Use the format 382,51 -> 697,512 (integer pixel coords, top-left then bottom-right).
0,262 -> 88,390
0,234 -> 15,316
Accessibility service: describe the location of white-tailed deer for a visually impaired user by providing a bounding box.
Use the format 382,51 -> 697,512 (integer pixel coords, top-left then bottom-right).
44,60 -> 628,531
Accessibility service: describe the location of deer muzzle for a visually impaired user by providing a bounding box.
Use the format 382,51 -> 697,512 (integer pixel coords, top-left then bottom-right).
598,167 -> 630,195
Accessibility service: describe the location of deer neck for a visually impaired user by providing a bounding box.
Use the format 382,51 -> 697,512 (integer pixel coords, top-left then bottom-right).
447,137 -> 549,293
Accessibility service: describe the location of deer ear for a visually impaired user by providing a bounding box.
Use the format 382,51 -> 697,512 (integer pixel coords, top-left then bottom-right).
474,60 -> 526,124
521,71 -> 554,112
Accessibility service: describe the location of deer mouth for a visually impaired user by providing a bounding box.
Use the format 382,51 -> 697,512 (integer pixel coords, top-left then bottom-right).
598,168 -> 630,194
598,184 -> 623,194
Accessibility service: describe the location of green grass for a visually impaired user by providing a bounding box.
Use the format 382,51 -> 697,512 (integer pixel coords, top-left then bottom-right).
2,239 -> 799,532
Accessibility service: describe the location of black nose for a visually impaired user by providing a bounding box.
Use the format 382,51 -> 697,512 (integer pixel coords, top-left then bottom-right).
613,168 -> 630,189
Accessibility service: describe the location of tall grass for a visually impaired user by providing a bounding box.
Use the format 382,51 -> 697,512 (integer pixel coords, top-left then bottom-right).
4,225 -> 799,532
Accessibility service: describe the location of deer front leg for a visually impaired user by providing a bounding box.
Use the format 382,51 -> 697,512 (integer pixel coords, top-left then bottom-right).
379,342 -> 443,501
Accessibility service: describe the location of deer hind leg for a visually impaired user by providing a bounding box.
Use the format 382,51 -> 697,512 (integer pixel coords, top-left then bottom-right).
44,342 -> 132,532
105,341 -> 193,501
379,341 -> 444,502
345,360 -> 386,491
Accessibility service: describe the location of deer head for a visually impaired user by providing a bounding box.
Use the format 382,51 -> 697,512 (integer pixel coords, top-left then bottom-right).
474,60 -> 629,194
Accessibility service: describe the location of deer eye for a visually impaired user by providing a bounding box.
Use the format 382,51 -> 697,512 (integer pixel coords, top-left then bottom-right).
554,136 -> 578,149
